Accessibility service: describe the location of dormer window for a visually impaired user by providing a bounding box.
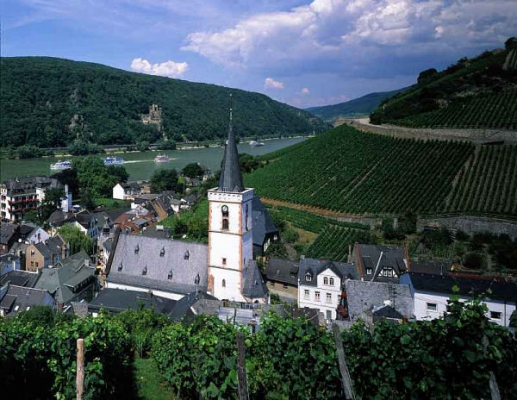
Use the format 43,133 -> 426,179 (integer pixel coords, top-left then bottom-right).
134,244 -> 139,254
184,250 -> 190,260
366,268 -> 373,275
194,273 -> 200,285
168,270 -> 173,280
118,263 -> 123,272
160,247 -> 165,257
305,272 -> 312,282
329,278 -> 334,286
142,266 -> 147,275
324,277 -> 328,285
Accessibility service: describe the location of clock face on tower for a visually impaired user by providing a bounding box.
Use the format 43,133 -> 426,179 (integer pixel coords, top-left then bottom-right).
222,205 -> 228,213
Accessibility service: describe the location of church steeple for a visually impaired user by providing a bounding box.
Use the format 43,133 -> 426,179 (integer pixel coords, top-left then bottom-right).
218,94 -> 244,192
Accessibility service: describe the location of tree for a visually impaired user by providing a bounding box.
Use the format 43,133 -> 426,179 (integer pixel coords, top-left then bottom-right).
58,224 -> 94,255
417,68 -> 438,84
106,165 -> 129,184
76,156 -> 119,197
39,187 -> 65,222
463,251 -> 486,269
150,169 -> 178,193
182,163 -> 204,179
238,153 -> 260,173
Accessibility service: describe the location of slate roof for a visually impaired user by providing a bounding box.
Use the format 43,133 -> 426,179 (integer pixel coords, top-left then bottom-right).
217,100 -> 244,193
407,272 -> 517,302
48,209 -> 75,226
34,250 -> 96,304
107,233 -> 209,295
345,279 -> 413,321
298,258 -> 359,287
266,258 -> 299,286
168,291 -> 218,321
19,223 -> 38,238
1,254 -> 20,273
0,223 -> 18,245
1,176 -> 61,196
88,288 -> 176,314
410,261 -> 451,275
141,226 -> 173,239
34,235 -> 66,259
0,283 -> 56,316
242,260 -> 268,299
252,196 -> 278,248
0,270 -> 40,288
106,208 -> 130,223
356,244 -> 407,282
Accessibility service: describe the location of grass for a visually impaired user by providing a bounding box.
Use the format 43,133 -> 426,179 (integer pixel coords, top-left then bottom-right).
134,357 -> 176,400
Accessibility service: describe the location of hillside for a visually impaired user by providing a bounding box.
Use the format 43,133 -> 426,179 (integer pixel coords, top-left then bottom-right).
245,124 -> 517,218
306,88 -> 406,123
0,57 -> 329,148
370,37 -> 517,129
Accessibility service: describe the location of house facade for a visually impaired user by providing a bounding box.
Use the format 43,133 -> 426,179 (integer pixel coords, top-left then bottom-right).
265,258 -> 298,302
298,258 -> 359,320
400,272 -> 517,327
25,235 -> 68,272
0,176 -> 62,221
353,244 -> 408,283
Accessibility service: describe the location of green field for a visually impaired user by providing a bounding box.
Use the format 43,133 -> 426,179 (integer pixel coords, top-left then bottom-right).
245,125 -> 517,218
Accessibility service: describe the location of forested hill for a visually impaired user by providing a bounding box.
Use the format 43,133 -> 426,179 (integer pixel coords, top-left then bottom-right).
370,37 -> 517,129
306,88 -> 406,123
0,57 -> 329,148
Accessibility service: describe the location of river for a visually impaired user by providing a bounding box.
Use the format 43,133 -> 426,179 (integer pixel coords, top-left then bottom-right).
0,137 -> 307,182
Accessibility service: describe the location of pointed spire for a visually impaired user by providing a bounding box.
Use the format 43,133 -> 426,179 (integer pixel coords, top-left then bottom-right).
218,94 -> 244,192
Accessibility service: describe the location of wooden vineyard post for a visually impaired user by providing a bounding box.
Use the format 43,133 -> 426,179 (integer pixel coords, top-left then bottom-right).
332,324 -> 355,400
236,333 -> 249,400
77,338 -> 84,400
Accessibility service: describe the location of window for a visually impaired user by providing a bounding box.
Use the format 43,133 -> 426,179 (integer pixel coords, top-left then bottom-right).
324,277 -> 328,285
305,272 -> 312,282
160,247 -> 165,257
315,291 -> 321,302
329,277 -> 334,286
118,263 -> 123,272
366,268 -> 373,275
427,303 -> 437,311
326,310 -> 332,320
222,219 -> 229,230
490,311 -> 502,320
283,283 -> 288,289
168,270 -> 173,280
222,205 -> 229,230
134,244 -> 139,254
304,290 -> 309,300
195,273 -> 200,285
222,279 -> 226,288
142,266 -> 147,276
222,258 -> 227,266
31,261 -> 34,267
326,293 -> 332,303
381,268 -> 394,277
184,250 -> 190,260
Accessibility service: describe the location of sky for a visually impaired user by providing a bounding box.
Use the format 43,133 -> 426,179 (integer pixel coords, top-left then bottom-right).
2,0 -> 516,108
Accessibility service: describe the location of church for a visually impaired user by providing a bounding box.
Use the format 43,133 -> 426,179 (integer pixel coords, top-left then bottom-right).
105,99 -> 269,304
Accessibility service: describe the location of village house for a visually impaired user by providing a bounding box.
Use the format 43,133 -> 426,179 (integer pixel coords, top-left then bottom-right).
298,258 -> 359,320
25,235 -> 68,272
0,283 -> 56,317
0,254 -> 21,276
352,244 -> 409,283
34,250 -> 97,309
0,176 -> 62,222
265,258 -> 299,302
0,223 -> 19,255
400,272 -> 517,327
113,181 -> 142,200
19,223 -> 50,245
252,196 -> 279,255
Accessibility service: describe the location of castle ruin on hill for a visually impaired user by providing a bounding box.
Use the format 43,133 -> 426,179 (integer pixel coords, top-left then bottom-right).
141,104 -> 163,132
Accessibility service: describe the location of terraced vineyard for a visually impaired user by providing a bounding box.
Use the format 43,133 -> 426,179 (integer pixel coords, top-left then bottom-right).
245,125 -> 517,217
246,125 -> 474,214
271,206 -> 369,233
396,91 -> 517,129
305,225 -> 375,262
446,145 -> 517,215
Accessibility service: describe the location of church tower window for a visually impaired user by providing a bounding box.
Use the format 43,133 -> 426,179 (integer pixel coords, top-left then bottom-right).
222,279 -> 226,288
222,205 -> 229,230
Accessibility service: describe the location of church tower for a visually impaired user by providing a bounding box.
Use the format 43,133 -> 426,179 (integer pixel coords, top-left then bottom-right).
207,95 -> 254,302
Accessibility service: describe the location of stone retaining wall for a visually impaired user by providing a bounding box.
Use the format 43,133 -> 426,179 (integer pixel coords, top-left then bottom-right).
417,216 -> 517,239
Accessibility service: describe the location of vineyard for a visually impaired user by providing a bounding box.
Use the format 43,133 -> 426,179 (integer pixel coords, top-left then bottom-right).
396,91 -> 517,129
2,302 -> 516,399
445,145 -> 517,215
271,206 -> 370,233
247,125 -> 477,214
305,225 -> 375,262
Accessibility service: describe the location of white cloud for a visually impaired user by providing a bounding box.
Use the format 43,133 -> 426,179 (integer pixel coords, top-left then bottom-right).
301,87 -> 310,94
130,58 -> 188,78
182,0 -> 516,78
265,77 -> 285,89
